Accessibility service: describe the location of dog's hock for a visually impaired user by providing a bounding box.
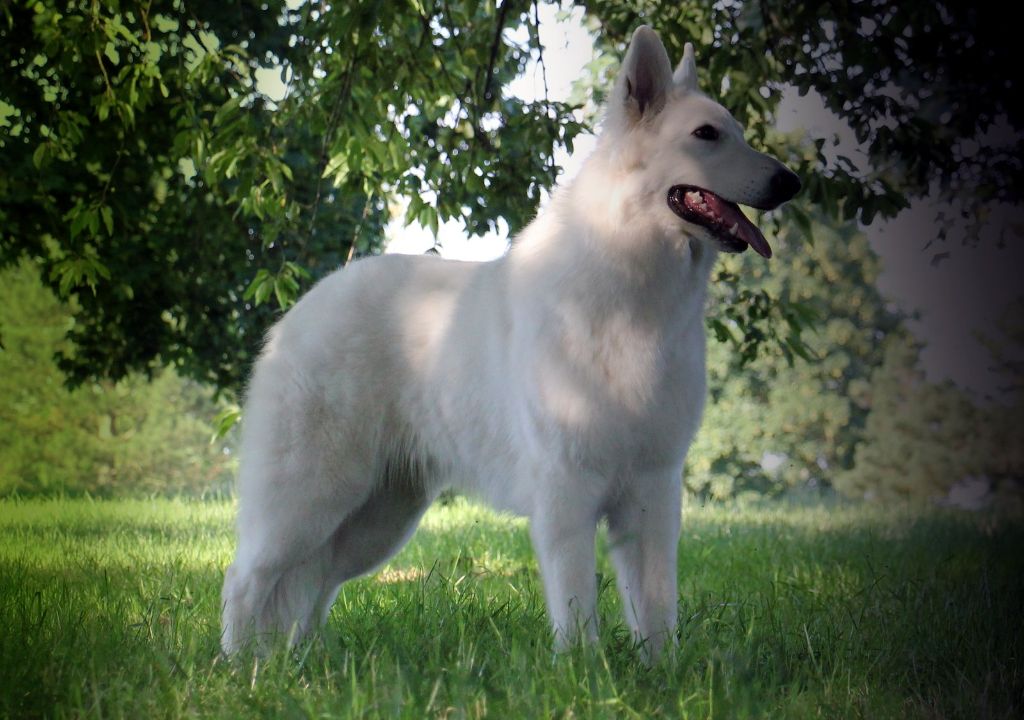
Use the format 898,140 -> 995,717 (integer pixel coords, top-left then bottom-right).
673,42 -> 698,92
619,25 -> 674,121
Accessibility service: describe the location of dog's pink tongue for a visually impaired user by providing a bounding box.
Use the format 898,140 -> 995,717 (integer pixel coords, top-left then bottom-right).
706,194 -> 773,259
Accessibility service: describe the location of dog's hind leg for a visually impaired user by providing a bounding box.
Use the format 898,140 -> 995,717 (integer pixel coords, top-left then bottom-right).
220,404 -> 380,654
220,466 -> 374,654
222,440 -> 435,653
311,482 -> 433,624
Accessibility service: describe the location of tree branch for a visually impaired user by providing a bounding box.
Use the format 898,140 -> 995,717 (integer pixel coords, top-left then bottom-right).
482,0 -> 515,104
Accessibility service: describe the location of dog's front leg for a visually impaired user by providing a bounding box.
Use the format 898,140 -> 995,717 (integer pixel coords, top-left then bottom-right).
529,502 -> 599,650
607,471 -> 682,662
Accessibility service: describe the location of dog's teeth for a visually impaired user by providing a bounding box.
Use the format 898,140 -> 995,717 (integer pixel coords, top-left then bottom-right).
728,223 -> 739,236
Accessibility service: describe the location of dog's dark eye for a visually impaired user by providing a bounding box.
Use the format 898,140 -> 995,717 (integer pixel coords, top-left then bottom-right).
692,125 -> 719,141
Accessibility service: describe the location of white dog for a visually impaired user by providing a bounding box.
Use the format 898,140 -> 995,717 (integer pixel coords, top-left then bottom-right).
221,26 -> 799,660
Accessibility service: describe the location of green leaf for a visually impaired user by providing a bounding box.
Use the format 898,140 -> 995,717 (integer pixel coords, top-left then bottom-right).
152,14 -> 179,33
104,41 -> 120,66
427,206 -> 439,237
69,207 -> 88,240
100,206 -> 114,236
323,152 -> 349,185
213,96 -> 244,129
283,261 -> 311,280
243,269 -> 274,306
707,318 -> 735,344
211,406 -> 241,442
32,143 -> 50,170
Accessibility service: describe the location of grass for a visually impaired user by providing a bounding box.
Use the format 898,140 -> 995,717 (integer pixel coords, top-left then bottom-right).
0,496 -> 1021,718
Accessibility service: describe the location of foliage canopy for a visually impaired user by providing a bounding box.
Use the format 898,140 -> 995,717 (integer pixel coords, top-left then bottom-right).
4,1 -> 1016,393
1,0 -> 580,391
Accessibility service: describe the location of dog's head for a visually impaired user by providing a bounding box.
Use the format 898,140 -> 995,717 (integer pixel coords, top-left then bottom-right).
604,26 -> 800,258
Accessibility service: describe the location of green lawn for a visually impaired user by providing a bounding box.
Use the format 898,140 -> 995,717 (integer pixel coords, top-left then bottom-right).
0,497 -> 1020,718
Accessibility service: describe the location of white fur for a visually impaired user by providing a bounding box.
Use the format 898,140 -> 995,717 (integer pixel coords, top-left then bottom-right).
221,26 -> 796,660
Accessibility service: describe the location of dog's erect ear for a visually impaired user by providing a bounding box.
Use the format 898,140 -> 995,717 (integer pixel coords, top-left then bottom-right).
615,26 -> 674,123
673,42 -> 698,92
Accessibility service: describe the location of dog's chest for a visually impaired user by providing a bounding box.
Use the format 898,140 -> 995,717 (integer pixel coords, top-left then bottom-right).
532,301 -> 707,469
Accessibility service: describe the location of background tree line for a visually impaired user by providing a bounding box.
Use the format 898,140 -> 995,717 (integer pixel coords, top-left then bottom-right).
0,260 -> 235,496
1,0 -> 1020,501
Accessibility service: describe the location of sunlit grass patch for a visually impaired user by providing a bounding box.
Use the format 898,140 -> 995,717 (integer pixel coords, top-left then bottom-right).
0,496 -> 1020,718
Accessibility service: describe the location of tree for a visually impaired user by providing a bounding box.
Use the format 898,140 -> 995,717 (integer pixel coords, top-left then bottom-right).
1,0 -> 582,393
834,304 -> 1024,504
5,1 -> 1016,396
580,0 -> 1021,242
834,335 -> 984,501
686,208 -> 902,499
978,304 -> 1024,503
0,261 -> 234,497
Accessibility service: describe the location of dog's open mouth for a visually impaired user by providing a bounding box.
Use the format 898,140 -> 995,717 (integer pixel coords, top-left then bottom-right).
667,185 -> 772,258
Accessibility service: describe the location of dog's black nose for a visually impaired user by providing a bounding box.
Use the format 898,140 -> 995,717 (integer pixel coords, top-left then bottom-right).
770,168 -> 801,203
